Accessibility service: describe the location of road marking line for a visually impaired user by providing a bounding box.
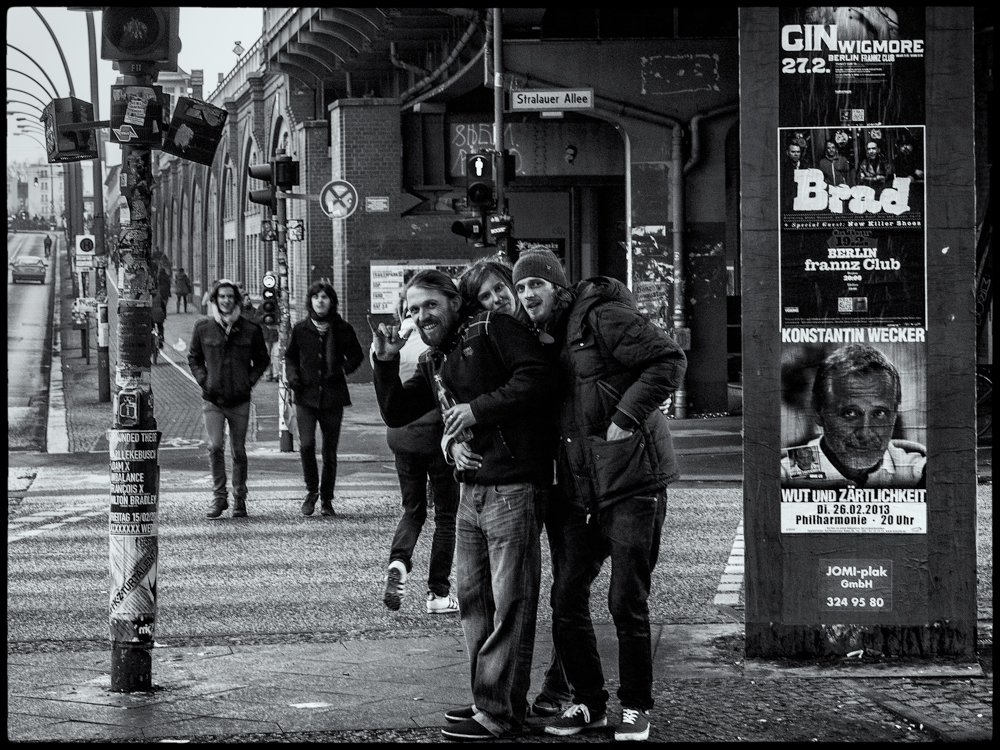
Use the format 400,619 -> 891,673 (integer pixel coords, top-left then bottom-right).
714,520 -> 744,607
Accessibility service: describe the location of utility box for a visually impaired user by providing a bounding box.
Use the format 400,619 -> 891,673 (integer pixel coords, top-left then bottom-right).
740,7 -> 977,658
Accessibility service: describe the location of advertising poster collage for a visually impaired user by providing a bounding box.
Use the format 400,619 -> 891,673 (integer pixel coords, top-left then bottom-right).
777,7 -> 928,534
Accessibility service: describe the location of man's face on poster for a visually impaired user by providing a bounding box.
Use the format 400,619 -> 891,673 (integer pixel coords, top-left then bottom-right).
825,141 -> 838,159
866,141 -> 879,159
787,143 -> 801,163
817,370 -> 898,473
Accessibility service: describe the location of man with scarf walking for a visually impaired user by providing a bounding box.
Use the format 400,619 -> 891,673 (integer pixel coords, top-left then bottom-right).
188,279 -> 270,519
285,280 -> 364,516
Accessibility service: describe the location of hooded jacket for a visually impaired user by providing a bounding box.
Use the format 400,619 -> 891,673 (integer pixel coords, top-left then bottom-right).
555,277 -> 687,512
187,282 -> 270,407
285,312 -> 363,410
373,310 -> 559,486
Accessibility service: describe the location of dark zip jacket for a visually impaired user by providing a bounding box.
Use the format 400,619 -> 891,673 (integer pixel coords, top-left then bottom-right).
556,277 -> 687,511
188,314 -> 270,407
285,315 -> 364,410
373,310 -> 559,486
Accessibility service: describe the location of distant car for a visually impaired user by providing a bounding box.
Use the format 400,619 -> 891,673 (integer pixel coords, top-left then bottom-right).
10,256 -> 48,284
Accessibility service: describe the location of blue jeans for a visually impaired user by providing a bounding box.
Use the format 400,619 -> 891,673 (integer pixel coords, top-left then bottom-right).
203,400 -> 251,500
456,482 -> 543,737
549,490 -> 667,713
296,403 -> 344,500
389,449 -> 459,597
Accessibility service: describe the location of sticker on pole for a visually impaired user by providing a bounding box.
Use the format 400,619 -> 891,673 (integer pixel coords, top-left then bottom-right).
319,179 -> 359,220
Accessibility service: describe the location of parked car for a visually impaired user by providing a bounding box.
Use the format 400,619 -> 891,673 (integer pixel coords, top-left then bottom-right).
10,256 -> 47,284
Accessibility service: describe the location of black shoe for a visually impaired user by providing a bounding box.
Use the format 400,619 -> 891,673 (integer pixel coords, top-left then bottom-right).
301,492 -> 318,516
206,497 -> 228,519
320,497 -> 335,516
232,496 -> 247,518
442,717 -> 497,741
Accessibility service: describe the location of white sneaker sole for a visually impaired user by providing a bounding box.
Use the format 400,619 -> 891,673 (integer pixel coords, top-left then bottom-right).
544,717 -> 607,736
614,724 -> 650,741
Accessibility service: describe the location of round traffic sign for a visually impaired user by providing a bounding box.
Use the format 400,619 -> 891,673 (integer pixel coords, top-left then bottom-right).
319,179 -> 359,220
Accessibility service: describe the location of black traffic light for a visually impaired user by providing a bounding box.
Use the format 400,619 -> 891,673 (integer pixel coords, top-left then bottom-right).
466,152 -> 494,207
41,98 -> 99,163
451,218 -> 484,243
274,157 -> 300,191
101,7 -> 181,67
248,162 -> 276,213
260,271 -> 279,327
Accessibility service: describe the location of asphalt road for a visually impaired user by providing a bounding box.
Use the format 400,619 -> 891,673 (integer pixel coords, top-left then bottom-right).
7,232 -> 53,452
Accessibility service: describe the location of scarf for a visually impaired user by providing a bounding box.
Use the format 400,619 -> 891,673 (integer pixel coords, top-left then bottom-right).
211,303 -> 242,336
311,318 -> 330,335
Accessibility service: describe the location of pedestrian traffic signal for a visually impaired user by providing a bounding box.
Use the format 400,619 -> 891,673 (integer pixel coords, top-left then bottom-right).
261,271 -> 279,327
451,218 -> 484,243
248,162 -> 277,213
466,153 -> 494,207
101,7 -> 181,67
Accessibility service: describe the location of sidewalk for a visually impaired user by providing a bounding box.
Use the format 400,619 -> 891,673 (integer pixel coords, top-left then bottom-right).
10,258 -> 992,742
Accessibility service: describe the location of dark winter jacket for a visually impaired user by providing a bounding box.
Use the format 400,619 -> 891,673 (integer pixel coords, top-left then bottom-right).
373,310 -> 559,486
187,314 -> 270,407
285,315 -> 363,410
555,277 -> 687,512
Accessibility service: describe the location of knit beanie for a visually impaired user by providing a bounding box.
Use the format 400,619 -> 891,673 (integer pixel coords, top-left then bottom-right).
512,249 -> 569,288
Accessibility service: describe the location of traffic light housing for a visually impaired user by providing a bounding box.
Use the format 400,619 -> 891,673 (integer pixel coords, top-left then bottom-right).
101,7 -> 181,68
248,162 -> 277,213
260,271 -> 279,327
41,98 -> 100,163
451,218 -> 484,243
466,152 -> 494,207
274,157 -> 300,191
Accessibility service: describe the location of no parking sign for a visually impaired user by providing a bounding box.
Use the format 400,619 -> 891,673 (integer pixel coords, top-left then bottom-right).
319,179 -> 359,219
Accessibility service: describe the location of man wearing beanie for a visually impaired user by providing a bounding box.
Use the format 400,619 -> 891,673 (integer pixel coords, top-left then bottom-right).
285,280 -> 364,517
188,279 -> 270,519
512,252 -> 687,742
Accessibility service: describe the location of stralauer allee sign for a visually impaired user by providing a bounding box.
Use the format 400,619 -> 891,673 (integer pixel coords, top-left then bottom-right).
777,8 -> 928,546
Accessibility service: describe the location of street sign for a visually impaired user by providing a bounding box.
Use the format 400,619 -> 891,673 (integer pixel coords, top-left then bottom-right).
488,213 -> 512,239
319,179 -> 359,220
161,97 -> 228,166
509,88 -> 594,112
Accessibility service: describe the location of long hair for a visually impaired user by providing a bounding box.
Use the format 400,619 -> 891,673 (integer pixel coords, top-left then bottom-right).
458,258 -> 514,313
305,279 -> 338,319
403,269 -> 461,305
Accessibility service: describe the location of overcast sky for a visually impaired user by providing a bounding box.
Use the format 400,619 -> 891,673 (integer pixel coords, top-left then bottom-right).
7,7 -> 264,167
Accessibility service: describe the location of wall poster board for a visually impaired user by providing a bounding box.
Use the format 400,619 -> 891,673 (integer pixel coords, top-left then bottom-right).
777,7 -> 927,534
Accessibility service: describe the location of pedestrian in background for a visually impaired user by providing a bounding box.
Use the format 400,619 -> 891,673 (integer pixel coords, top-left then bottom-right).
372,269 -> 559,741
187,279 -> 270,520
150,288 -> 167,349
285,280 -> 363,517
376,296 -> 460,615
174,267 -> 192,313
513,249 -> 687,742
157,263 -> 172,318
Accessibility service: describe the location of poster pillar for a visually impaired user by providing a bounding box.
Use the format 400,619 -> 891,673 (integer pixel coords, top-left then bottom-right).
740,7 -> 977,658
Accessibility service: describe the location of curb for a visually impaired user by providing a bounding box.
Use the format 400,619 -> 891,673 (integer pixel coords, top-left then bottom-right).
45,241 -> 70,455
863,692 -> 993,742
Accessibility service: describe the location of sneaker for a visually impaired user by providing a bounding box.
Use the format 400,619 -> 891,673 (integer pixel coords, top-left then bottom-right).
426,591 -> 460,614
206,496 -> 228,519
444,705 -> 476,723
615,707 -> 650,742
441,717 -> 496,741
320,497 -> 335,516
531,695 -> 566,717
383,563 -> 406,611
301,491 -> 318,516
544,704 -> 607,736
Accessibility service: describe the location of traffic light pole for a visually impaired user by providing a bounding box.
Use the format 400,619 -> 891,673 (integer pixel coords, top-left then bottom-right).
492,7 -> 508,263
107,60 -> 162,694
276,167 -> 294,453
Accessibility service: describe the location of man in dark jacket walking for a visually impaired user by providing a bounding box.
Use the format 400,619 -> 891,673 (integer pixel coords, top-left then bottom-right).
371,269 -> 558,741
187,279 -> 270,519
512,249 -> 687,742
285,280 -> 363,517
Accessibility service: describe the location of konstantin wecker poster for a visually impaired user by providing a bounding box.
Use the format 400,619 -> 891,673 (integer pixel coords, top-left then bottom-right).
776,7 -> 927,534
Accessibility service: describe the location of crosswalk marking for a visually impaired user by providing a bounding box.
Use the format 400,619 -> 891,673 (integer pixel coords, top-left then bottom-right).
714,520 -> 744,607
